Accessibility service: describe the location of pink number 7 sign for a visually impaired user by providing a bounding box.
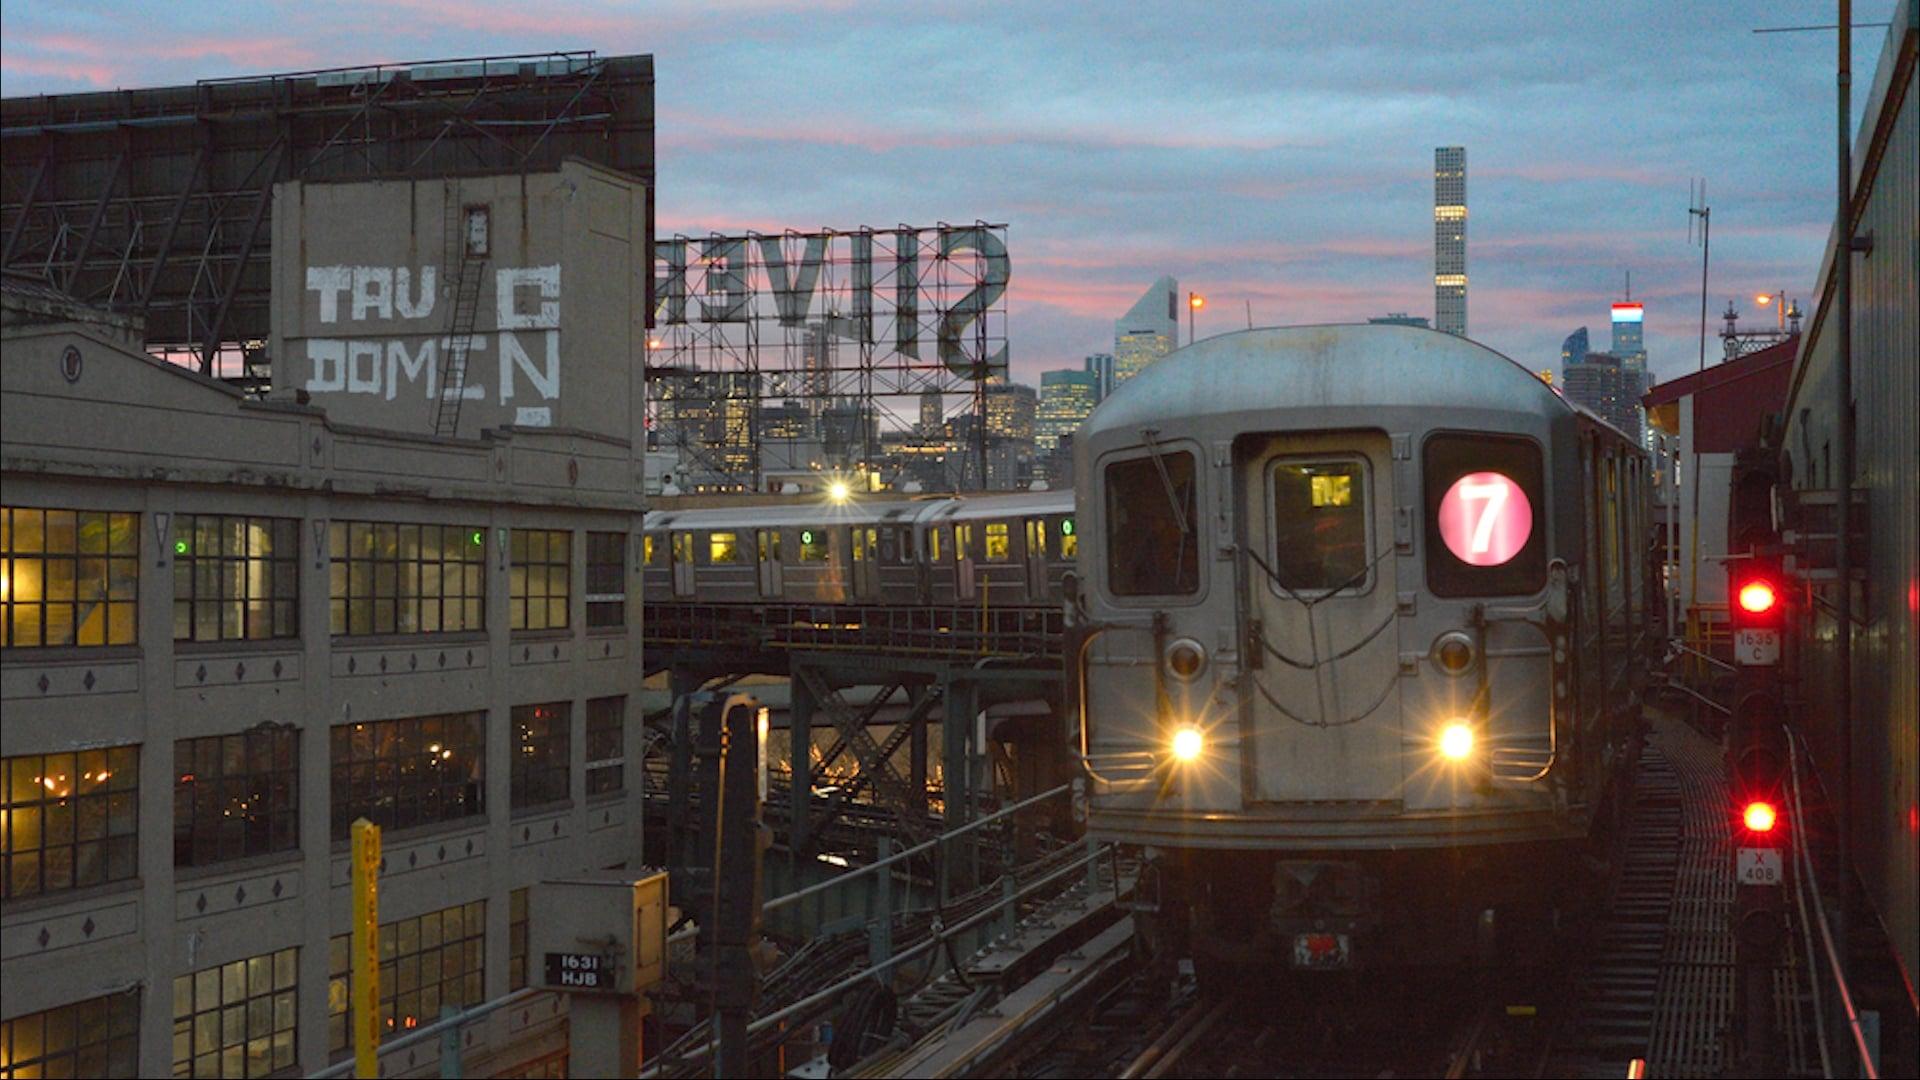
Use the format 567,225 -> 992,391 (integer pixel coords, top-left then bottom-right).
1438,472 -> 1533,567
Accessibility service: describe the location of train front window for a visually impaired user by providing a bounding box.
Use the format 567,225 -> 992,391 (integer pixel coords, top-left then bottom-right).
1269,459 -> 1371,593
1423,433 -> 1546,597
1104,450 -> 1198,597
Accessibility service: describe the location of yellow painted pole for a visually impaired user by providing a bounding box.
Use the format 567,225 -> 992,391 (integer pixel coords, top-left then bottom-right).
351,818 -> 382,1078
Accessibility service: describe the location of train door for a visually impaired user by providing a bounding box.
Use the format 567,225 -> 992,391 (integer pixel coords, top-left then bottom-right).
671,531 -> 696,598
1240,431 -> 1404,801
756,528 -> 783,598
955,523 -> 977,602
851,526 -> 880,601
1024,518 -> 1050,598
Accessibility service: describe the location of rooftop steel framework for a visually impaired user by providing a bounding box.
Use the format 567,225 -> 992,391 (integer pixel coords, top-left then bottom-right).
1,51 -> 655,376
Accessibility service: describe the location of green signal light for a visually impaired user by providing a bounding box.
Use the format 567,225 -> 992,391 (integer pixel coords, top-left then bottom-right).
801,530 -> 814,544
174,539 -> 190,555
471,531 -> 484,546
1060,520 -> 1074,536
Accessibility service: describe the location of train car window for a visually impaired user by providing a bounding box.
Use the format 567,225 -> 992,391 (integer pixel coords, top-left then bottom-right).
1026,519 -> 1048,558
644,534 -> 658,566
984,523 -> 1011,562
929,527 -> 943,562
672,532 -> 694,567
879,527 -> 899,563
1268,458 -> 1371,593
757,530 -> 781,562
1423,433 -> 1546,597
898,529 -> 915,563
1104,451 -> 1198,597
708,532 -> 743,565
798,528 -> 831,563
956,524 -> 974,560
1059,518 -> 1078,560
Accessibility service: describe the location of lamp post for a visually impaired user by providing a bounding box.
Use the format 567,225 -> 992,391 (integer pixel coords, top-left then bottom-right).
1753,291 -> 1786,331
1188,291 -> 1205,346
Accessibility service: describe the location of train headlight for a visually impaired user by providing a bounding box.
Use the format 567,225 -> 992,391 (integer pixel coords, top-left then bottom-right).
1431,631 -> 1476,676
1438,722 -> 1475,762
1170,726 -> 1205,763
1164,638 -> 1207,681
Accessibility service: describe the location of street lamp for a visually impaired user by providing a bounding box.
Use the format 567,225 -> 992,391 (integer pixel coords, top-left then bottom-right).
1754,291 -> 1786,331
1188,291 -> 1205,345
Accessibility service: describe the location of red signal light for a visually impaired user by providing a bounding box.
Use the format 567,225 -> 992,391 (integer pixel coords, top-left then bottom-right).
1743,800 -> 1778,833
1736,580 -> 1778,615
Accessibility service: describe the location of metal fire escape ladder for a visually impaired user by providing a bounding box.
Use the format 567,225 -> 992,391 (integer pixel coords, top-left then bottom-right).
432,199 -> 488,438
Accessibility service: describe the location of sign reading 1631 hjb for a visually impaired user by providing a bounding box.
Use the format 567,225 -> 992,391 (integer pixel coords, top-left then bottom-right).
654,224 -> 1009,378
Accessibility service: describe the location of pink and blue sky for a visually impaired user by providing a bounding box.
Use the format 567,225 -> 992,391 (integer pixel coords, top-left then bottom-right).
1,1 -> 1896,386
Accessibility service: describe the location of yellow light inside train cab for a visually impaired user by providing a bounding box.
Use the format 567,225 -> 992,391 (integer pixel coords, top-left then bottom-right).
1439,722 -> 1475,762
1170,726 -> 1205,763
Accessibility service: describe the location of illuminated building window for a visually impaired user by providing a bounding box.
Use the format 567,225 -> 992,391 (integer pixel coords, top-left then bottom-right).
328,522 -> 485,636
328,902 -> 483,1058
172,515 -> 298,642
1,746 -> 139,899
328,713 -> 484,840
1434,274 -> 1468,288
511,703 -> 571,811
706,531 -> 742,566
984,522 -> 1010,562
509,529 -> 571,631
172,947 -> 297,1078
585,696 -> 626,797
509,887 -> 530,990
174,727 -> 299,868
1434,204 -> 1467,220
585,532 -> 626,629
797,529 -> 831,563
0,987 -> 140,1079
1,507 -> 138,648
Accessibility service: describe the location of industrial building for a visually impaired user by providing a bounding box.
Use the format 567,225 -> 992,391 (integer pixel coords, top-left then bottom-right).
1,56 -> 654,1079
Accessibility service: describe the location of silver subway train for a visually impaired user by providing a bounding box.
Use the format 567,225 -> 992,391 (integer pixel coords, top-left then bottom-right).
1072,324 -> 1656,973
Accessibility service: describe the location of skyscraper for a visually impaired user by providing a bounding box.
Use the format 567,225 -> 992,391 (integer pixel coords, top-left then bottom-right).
1610,302 -> 1649,446
1561,327 -> 1590,369
1084,352 -> 1115,400
1114,276 -> 1179,385
1037,368 -> 1101,452
1434,146 -> 1467,337
1562,351 -> 1636,436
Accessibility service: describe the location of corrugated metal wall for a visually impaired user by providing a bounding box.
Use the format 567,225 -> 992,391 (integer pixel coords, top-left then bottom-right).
1780,0 -> 1918,1001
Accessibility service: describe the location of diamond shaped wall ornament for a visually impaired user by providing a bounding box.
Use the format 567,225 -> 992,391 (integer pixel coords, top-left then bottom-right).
550,645 -> 559,660
272,879 -> 284,898
195,665 -> 207,683
409,654 -> 418,671
437,845 -> 447,861
235,662 -> 245,681
83,670 -> 96,690
272,660 -> 283,678
196,893 -> 208,913
38,927 -> 51,948
82,917 -> 96,937
347,657 -> 356,673
465,649 -> 473,665
38,674 -> 50,693
464,839 -> 474,856
234,885 -> 246,904
522,646 -> 530,662
379,655 -> 388,673
551,820 -> 560,836
438,652 -> 447,668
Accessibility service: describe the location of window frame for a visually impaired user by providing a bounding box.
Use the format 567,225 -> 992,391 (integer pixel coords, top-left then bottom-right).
1099,444 -> 1204,602
1263,454 -> 1377,599
509,528 -> 571,632
328,901 -> 484,1058
2,745 -> 140,900
172,514 -> 299,643
172,946 -> 297,1078
510,702 -> 572,812
328,521 -> 485,637
585,696 -> 626,798
0,987 -> 140,1079
1,506 -> 139,649
584,532 -> 626,630
328,713 -> 485,840
174,725 -> 299,869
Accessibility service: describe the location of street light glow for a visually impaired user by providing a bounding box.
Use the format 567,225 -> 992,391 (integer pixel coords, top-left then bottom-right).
827,480 -> 851,504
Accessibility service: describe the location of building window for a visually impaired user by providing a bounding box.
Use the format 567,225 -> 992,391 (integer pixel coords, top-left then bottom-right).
509,887 -> 530,990
0,988 -> 140,1079
328,521 -> 485,636
174,727 -> 299,868
1,507 -> 138,648
1,746 -> 139,900
172,515 -> 298,642
509,529 -> 570,631
172,947 -> 297,1078
585,532 -> 626,629
328,901 -> 485,1055
585,696 -> 625,797
511,703 -> 570,811
329,714 -> 484,840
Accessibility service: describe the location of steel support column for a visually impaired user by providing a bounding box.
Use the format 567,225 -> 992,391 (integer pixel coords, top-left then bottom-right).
788,669 -> 815,870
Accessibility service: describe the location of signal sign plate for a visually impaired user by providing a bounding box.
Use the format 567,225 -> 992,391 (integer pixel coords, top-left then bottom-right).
1734,628 -> 1781,666
1738,847 -> 1784,886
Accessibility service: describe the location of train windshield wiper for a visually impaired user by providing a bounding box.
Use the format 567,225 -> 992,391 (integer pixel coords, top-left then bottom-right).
1138,428 -> 1191,538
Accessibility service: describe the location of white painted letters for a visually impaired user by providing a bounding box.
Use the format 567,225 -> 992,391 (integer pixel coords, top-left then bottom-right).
351,267 -> 394,321
306,267 -> 352,324
496,265 -> 561,329
305,339 -> 346,391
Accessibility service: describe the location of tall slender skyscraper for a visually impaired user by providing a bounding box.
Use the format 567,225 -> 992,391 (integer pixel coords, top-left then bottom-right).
1114,276 -> 1179,385
1610,301 -> 1649,446
1560,327 -> 1590,369
1434,146 -> 1467,337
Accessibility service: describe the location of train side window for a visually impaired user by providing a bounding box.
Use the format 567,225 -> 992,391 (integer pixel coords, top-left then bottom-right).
798,528 -> 831,563
955,524 -> 974,560
757,529 -> 781,562
1104,450 -> 1199,597
708,532 -> 743,565
929,527 -> 944,563
879,527 -> 899,564
672,532 -> 694,567
899,529 -> 915,563
1423,433 -> 1546,597
1026,518 -> 1048,558
984,523 -> 1010,562
644,534 -> 658,566
1267,458 -> 1371,594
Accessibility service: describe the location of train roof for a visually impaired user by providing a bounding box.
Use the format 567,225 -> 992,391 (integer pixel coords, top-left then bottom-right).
644,488 -> 1074,530
1082,323 -> 1626,443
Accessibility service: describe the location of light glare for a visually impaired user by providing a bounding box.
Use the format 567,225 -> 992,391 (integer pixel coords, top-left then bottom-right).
1170,726 -> 1204,763
1439,723 -> 1474,761
1737,581 -> 1777,615
1743,801 -> 1777,833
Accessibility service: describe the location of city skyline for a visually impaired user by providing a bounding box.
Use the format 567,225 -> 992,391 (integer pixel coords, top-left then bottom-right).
0,1 -> 1893,389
